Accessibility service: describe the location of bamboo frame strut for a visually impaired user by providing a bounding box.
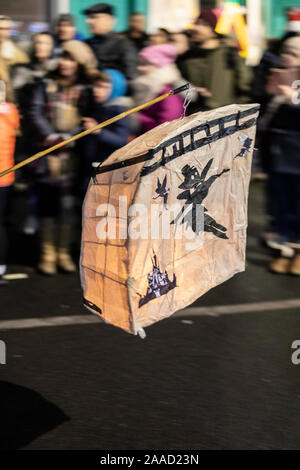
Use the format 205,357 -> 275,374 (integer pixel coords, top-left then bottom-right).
0,83 -> 189,180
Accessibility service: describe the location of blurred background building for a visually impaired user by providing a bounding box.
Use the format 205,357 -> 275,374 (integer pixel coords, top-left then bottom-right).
0,0 -> 300,64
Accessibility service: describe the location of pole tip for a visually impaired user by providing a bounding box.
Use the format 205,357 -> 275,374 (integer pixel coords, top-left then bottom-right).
172,83 -> 190,95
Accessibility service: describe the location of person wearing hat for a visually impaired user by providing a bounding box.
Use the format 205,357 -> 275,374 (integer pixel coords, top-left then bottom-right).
53,14 -> 85,56
261,36 -> 300,275
132,44 -> 184,133
55,14 -> 77,42
26,41 -> 97,276
253,7 -> 300,117
177,8 -> 251,112
84,3 -> 137,81
78,69 -> 132,191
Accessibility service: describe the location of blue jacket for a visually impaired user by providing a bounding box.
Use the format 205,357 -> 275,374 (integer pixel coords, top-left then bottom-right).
79,70 -> 132,189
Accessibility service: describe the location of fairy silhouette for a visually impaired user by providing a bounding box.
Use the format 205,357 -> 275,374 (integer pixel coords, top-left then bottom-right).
171,158 -> 230,239
152,175 -> 170,208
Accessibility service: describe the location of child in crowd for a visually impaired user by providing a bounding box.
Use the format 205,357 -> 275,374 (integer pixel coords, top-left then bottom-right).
79,69 -> 132,191
132,44 -> 184,133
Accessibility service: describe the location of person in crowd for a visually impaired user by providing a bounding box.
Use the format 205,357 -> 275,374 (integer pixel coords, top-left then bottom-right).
121,12 -> 149,51
78,69 -> 132,191
260,36 -> 300,275
11,32 -> 57,235
252,39 -> 283,116
132,44 -> 184,133
26,41 -> 98,275
84,3 -> 137,81
253,32 -> 300,249
12,33 -> 57,112
177,9 -> 251,112
253,7 -> 300,115
0,15 -> 29,102
53,13 -> 85,55
13,37 -> 96,117
252,9 -> 300,248
149,28 -> 171,46
0,84 -> 20,283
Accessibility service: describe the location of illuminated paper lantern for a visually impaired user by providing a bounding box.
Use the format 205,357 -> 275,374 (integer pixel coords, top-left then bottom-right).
80,103 -> 259,335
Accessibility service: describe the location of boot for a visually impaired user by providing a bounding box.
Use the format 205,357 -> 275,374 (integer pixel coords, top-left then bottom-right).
269,256 -> 292,274
57,224 -> 76,273
38,218 -> 57,275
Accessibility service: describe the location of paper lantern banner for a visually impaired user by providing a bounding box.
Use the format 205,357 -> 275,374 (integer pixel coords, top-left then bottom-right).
80,103 -> 259,335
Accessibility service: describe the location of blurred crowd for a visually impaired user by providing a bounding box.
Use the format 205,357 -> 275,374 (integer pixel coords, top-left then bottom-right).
0,2 -> 299,281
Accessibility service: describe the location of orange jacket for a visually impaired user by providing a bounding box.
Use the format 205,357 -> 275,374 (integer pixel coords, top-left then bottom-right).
0,103 -> 19,187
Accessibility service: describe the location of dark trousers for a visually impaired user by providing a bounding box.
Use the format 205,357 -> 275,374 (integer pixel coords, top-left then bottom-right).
269,173 -> 300,243
0,186 -> 11,266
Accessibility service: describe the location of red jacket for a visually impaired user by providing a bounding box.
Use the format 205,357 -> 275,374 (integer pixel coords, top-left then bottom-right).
0,103 -> 19,187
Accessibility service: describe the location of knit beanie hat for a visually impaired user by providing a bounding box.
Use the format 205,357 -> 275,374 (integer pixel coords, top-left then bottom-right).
196,9 -> 219,31
139,44 -> 177,68
83,3 -> 114,16
57,14 -> 75,26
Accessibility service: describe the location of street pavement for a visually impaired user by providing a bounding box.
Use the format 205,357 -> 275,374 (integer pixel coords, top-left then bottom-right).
1,180 -> 300,450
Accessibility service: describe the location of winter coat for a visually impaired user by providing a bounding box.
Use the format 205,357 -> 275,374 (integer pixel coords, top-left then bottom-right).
263,100 -> 300,175
0,54 -> 12,102
1,40 -> 29,66
177,41 -> 251,111
79,100 -> 132,189
11,60 -> 58,134
132,64 -> 184,132
0,40 -> 29,102
11,59 -> 58,93
0,103 -> 19,187
26,75 -> 86,184
11,60 -> 59,167
27,76 -> 84,142
252,50 -> 282,115
86,33 -> 137,80
78,71 -> 133,190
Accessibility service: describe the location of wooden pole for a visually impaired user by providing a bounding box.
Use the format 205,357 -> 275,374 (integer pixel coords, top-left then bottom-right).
0,84 -> 189,180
